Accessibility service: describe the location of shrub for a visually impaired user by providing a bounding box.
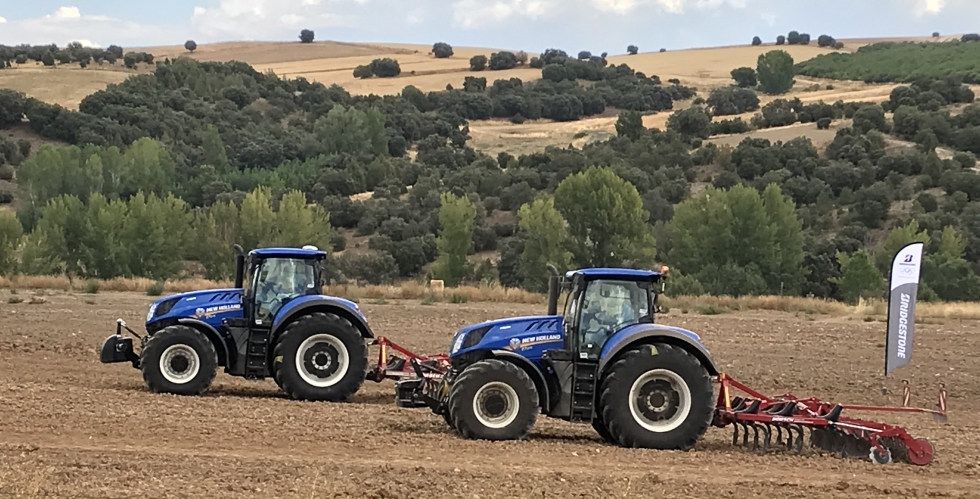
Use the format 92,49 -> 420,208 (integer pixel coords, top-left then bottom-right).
184,40 -> 197,53
369,58 -> 401,77
776,35 -> 786,45
627,45 -> 639,55
752,36 -> 762,46
146,281 -> 165,296
0,164 -> 13,181
470,54 -> 487,71
816,117 -> 832,129
84,280 -> 100,294
578,51 -> 591,60
353,65 -> 373,79
0,191 -> 13,204
488,51 -> 518,70
299,29 -> 315,43
432,42 -> 454,58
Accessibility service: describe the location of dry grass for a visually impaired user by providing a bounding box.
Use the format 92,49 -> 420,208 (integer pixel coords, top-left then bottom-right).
4,273 -> 980,320
0,66 -> 135,110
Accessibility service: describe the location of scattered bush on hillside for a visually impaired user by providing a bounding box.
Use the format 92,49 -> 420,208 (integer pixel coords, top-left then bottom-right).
731,67 -> 758,88
817,35 -> 837,48
752,36 -> 763,46
776,35 -> 786,45
707,87 -> 760,116
432,42 -> 454,58
185,40 -> 197,53
369,58 -> 401,77
489,51 -> 519,70
933,32 -> 940,38
816,117 -> 832,129
962,34 -> 980,42
796,41 -> 980,83
627,45 -> 638,55
470,55 -> 487,71
757,50 -> 795,94
578,51 -> 591,60
300,29 -> 315,43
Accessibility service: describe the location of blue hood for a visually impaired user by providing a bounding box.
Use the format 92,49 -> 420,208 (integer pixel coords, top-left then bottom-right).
450,315 -> 565,360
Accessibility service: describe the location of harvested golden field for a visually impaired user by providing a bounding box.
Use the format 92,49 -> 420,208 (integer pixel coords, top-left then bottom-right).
0,289 -> 975,498
0,66 -> 133,110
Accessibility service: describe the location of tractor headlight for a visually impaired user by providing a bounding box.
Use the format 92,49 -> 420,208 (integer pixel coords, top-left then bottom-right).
146,303 -> 158,322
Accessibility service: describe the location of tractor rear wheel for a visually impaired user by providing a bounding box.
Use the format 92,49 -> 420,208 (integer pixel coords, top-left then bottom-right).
597,343 -> 713,450
139,325 -> 218,396
272,312 -> 368,402
448,359 -> 538,441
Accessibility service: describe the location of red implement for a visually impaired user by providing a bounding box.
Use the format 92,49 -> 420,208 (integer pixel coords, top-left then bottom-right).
712,373 -> 948,465
365,336 -> 450,383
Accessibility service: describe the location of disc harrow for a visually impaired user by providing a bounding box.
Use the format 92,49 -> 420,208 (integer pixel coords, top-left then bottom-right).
713,374 -> 947,466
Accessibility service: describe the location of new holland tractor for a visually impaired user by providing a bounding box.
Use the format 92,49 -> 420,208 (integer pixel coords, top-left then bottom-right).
99,245 -> 373,402
397,265 -> 720,450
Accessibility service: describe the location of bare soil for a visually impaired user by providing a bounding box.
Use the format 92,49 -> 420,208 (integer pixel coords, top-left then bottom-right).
0,290 -> 977,498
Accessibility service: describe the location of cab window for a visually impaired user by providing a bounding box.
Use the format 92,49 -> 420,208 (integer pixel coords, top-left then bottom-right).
252,258 -> 316,324
577,280 -> 651,360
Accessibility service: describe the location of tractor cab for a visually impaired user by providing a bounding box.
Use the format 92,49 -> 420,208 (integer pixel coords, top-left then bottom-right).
550,266 -> 667,362
237,245 -> 327,328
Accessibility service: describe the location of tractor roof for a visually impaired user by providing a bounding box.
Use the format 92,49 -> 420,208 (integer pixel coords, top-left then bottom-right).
250,247 -> 327,259
566,267 -> 665,281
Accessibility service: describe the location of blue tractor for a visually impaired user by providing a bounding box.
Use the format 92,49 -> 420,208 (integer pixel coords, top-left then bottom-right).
399,265 -> 720,449
100,245 -> 374,402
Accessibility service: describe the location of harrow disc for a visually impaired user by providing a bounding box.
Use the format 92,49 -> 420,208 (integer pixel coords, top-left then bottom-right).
906,438 -> 935,466
870,446 -> 893,465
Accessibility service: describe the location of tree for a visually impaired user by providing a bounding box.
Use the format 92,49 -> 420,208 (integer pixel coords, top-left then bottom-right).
184,40 -> 197,53
731,67 -> 758,88
776,35 -> 786,45
875,220 -> 929,273
627,45 -> 639,55
833,249 -> 883,304
369,58 -> 401,77
757,50 -> 795,95
299,30 -> 315,43
353,65 -> 373,78
752,36 -> 763,46
488,51 -> 518,70
431,192 -> 476,286
517,194 -> 570,292
669,184 -> 805,296
553,167 -> 656,269
432,42 -> 454,58
469,55 -> 487,71
817,35 -> 836,48
0,209 -> 22,276
666,106 -> 711,139
921,226 -> 980,301
615,110 -> 645,141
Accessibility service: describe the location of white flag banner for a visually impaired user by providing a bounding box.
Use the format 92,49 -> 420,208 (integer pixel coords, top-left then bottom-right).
885,242 -> 923,375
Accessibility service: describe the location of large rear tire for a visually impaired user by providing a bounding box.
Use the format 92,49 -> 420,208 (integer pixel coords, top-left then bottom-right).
140,325 -> 218,396
597,343 -> 714,450
448,359 -> 538,441
272,312 -> 368,402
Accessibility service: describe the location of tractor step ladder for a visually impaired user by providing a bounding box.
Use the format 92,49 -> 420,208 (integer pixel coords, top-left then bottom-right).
571,361 -> 599,422
244,329 -> 270,379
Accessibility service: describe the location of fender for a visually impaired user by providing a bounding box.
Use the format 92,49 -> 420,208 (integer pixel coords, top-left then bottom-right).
176,318 -> 234,367
271,295 -> 374,339
489,350 -> 552,413
597,324 -> 720,376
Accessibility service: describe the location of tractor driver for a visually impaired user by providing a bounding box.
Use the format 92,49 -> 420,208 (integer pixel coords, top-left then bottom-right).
579,282 -> 641,359
255,259 -> 316,322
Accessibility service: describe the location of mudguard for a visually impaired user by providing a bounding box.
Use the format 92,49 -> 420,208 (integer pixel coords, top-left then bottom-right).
489,350 -> 551,411
598,324 -> 719,376
271,295 -> 374,338
176,318 -> 234,367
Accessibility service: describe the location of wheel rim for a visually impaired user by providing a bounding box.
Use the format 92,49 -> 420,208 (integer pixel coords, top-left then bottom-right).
628,369 -> 692,433
295,334 -> 349,388
472,381 -> 520,429
159,344 -> 200,384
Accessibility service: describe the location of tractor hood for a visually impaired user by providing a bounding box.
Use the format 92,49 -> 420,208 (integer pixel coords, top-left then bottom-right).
450,315 -> 565,358
145,288 -> 244,327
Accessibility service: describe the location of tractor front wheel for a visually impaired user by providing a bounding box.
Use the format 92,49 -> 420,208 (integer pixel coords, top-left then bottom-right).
272,312 -> 368,402
597,343 -> 714,450
139,325 -> 218,396
447,359 -> 538,441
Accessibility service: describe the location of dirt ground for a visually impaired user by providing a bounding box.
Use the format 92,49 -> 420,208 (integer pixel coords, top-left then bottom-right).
0,289 -> 977,498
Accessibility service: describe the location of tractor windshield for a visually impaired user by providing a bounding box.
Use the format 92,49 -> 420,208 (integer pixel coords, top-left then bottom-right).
578,280 -> 651,360
253,257 -> 316,324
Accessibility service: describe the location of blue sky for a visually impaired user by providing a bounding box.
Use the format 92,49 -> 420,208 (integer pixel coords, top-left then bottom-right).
1,0 -> 978,52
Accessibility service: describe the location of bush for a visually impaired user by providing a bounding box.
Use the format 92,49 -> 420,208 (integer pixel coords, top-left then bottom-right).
0,191 -> 12,204
353,65 -> 373,79
432,42 -> 454,58
488,51 -> 518,70
816,117 -> 832,129
752,36 -> 762,46
730,67 -> 758,88
578,51 -> 591,60
299,29 -> 315,43
0,164 -> 13,181
84,280 -> 100,294
369,58 -> 401,78
627,45 -> 639,55
184,40 -> 197,53
776,35 -> 786,45
470,55 -> 487,71
146,281 -> 165,296
817,35 -> 837,48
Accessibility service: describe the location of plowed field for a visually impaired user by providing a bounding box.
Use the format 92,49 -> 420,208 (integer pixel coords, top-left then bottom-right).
1,290 -> 977,498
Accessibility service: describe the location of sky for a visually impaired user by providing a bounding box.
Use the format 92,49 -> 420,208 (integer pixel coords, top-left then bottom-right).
0,0 -> 978,53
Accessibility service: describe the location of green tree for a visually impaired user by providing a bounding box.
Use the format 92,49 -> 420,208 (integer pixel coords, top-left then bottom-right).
669,184 -> 805,296
193,200 -> 241,280
553,166 -> 657,269
0,210 -> 23,275
833,249 -> 883,304
315,105 -> 388,157
875,219 -> 929,272
921,226 -> 980,302
274,190 -> 332,249
123,192 -> 191,280
80,193 -> 129,279
431,192 -> 476,286
201,125 -> 231,174
517,194 -> 570,292
615,110 -> 644,141
30,195 -> 89,282
757,50 -> 795,95
239,187 -> 277,251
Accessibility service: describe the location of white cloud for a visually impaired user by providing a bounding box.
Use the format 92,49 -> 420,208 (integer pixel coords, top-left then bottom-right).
915,0 -> 945,15
190,0 -> 365,38
0,16 -> 7,24
0,6 -> 173,47
452,0 -> 554,28
590,0 -> 744,14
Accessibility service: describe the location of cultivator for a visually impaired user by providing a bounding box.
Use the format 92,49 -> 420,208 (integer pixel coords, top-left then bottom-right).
713,374 -> 948,466
365,337 -> 450,383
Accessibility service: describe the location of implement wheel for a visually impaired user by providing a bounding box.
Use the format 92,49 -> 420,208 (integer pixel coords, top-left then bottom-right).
448,359 -> 538,441
272,312 -> 368,402
140,325 -> 217,396
597,343 -> 714,450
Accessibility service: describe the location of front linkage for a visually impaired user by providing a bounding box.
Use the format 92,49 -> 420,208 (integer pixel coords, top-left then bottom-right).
100,319 -> 143,368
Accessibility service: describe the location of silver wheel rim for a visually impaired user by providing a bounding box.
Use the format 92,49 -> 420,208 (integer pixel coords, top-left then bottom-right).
295,334 -> 349,388
472,381 -> 520,429
159,344 -> 200,384
628,369 -> 692,433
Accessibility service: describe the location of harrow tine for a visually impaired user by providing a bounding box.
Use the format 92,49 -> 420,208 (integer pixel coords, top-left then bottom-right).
784,424 -> 794,451
742,422 -> 750,446
759,424 -> 771,455
794,424 -> 806,455
750,423 -> 761,451
774,424 -> 783,446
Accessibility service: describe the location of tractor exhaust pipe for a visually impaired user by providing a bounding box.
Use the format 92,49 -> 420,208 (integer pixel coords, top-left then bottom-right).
546,264 -> 560,316
233,244 -> 245,288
